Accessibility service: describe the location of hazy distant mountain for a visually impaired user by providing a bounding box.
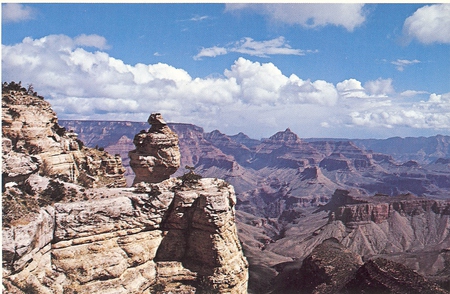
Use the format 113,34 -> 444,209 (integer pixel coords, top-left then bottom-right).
351,135 -> 450,164
305,135 -> 450,164
60,120 -> 450,199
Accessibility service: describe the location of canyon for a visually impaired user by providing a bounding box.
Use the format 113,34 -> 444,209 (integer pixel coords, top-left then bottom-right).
60,119 -> 450,293
3,81 -> 450,293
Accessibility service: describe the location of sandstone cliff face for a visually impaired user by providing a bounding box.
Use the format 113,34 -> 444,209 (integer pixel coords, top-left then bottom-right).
2,85 -> 126,189
325,189 -> 450,224
129,113 -> 181,185
3,178 -> 248,293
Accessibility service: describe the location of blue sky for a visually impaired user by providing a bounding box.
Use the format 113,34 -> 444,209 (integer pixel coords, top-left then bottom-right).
2,3 -> 450,139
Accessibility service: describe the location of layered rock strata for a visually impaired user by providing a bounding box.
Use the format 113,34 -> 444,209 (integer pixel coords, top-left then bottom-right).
326,189 -> 450,225
2,178 -> 248,293
2,84 -> 248,293
129,113 -> 181,185
266,189 -> 450,279
341,257 -> 449,294
2,84 -> 126,189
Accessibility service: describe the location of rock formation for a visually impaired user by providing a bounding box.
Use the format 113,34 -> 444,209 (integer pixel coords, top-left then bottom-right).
2,82 -> 126,189
129,113 -> 181,185
58,114 -> 450,293
2,178 -> 248,293
2,85 -> 248,293
262,189 -> 450,293
342,257 -> 449,294
271,239 -> 448,294
271,238 -> 363,294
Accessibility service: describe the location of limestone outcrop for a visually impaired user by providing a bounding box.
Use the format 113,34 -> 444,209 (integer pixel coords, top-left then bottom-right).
2,84 -> 248,293
129,113 -> 181,185
2,178 -> 249,293
1,82 -> 126,189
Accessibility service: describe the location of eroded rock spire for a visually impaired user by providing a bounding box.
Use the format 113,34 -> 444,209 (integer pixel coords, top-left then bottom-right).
129,113 -> 181,185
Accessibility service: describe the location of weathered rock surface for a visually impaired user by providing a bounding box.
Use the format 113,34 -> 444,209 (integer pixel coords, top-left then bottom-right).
2,178 -> 248,293
2,84 -> 247,293
129,113 -> 181,185
2,138 -> 40,183
342,257 -> 449,294
271,238 -> 363,294
270,238 -> 448,294
2,84 -> 126,189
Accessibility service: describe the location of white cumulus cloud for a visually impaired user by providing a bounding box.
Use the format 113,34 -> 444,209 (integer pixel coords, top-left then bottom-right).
3,34 -> 449,138
403,4 -> 450,44
2,34 -> 342,137
337,79 -> 368,99
364,78 -> 395,97
337,78 -> 395,99
74,34 -> 110,50
226,3 -> 367,32
2,3 -> 36,23
349,92 -> 450,130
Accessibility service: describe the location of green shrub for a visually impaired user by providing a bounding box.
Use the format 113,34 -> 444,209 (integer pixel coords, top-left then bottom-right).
178,165 -> 202,186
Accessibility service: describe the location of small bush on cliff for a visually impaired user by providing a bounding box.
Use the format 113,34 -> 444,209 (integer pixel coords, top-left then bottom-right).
2,81 -> 42,98
2,81 -> 26,93
178,165 -> 202,187
2,187 -> 38,227
39,179 -> 67,205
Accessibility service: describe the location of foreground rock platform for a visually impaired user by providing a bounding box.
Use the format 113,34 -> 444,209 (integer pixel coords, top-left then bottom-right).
2,178 -> 248,293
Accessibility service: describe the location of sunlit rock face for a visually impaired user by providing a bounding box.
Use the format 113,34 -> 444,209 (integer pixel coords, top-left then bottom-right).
2,92 -> 248,292
1,84 -> 126,188
2,178 -> 249,293
129,113 -> 181,185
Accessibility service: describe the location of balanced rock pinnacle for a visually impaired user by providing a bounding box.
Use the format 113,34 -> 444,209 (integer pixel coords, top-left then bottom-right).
129,113 -> 181,185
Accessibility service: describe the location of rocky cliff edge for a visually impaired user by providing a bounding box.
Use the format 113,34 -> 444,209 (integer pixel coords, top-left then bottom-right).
2,83 -> 248,293
3,178 -> 248,293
